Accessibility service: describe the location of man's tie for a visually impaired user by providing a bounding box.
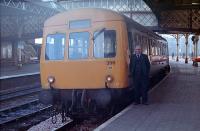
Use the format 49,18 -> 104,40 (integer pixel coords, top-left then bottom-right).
137,54 -> 140,59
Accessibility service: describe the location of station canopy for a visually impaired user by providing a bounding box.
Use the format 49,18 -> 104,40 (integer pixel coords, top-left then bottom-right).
144,0 -> 200,34
1,0 -> 200,41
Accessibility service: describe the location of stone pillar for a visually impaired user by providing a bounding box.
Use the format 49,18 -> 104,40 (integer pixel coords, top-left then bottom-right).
185,34 -> 189,63
195,35 -> 199,67
176,34 -> 179,62
193,43 -> 195,57
12,40 -> 18,66
192,35 -> 199,67
195,35 -> 199,58
14,16 -> 24,69
192,36 -> 195,59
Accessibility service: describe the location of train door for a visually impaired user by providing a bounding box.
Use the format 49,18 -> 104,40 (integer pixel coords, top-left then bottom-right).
148,39 -> 153,62
142,36 -> 148,55
128,32 -> 133,55
127,31 -> 133,74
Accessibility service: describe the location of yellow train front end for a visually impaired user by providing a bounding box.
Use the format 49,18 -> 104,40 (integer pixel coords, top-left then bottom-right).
40,8 -> 130,112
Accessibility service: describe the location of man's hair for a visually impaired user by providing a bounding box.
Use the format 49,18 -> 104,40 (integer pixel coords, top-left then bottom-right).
135,44 -> 141,49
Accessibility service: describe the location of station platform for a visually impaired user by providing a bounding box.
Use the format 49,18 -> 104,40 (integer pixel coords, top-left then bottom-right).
0,64 -> 40,79
95,61 -> 200,131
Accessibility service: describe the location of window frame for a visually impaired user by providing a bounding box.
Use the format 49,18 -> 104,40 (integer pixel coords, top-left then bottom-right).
68,31 -> 90,60
45,33 -> 66,61
93,29 -> 117,59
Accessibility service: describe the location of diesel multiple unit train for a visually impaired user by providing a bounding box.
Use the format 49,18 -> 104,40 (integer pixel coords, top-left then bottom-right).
40,8 -> 169,115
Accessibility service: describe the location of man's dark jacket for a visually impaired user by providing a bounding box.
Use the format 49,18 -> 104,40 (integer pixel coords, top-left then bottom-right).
130,54 -> 150,82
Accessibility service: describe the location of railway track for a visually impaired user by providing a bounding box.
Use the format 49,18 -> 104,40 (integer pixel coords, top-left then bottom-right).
0,99 -> 52,125
28,114 -> 74,131
0,82 -> 53,130
0,83 -> 41,102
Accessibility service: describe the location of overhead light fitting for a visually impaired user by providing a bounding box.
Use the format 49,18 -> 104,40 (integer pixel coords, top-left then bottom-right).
191,3 -> 200,5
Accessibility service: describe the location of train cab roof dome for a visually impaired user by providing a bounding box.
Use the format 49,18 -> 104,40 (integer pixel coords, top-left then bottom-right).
44,8 -> 124,27
44,8 -> 167,43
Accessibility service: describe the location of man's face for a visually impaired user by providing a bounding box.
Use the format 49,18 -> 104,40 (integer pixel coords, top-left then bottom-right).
135,46 -> 142,55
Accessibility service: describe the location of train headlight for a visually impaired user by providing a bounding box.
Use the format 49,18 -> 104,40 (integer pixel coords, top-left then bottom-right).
48,76 -> 55,84
106,75 -> 113,83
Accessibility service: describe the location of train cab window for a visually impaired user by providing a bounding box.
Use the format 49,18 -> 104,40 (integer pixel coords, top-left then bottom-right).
69,32 -> 89,60
69,19 -> 91,29
93,30 -> 116,58
45,33 -> 65,60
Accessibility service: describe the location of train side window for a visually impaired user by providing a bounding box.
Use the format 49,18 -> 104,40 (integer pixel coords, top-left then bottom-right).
45,33 -> 65,60
93,30 -> 116,58
69,32 -> 89,60
158,44 -> 161,55
161,44 -> 164,55
152,43 -> 156,56
142,37 -> 148,55
148,39 -> 151,55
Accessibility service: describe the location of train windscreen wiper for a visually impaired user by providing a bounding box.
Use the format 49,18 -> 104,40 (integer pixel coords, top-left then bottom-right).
92,28 -> 106,41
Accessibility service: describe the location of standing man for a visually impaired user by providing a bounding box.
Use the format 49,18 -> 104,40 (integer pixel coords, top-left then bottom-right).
130,45 -> 150,105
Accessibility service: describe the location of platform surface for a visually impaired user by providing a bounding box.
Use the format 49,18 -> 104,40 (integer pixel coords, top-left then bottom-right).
0,64 -> 39,79
95,61 -> 200,131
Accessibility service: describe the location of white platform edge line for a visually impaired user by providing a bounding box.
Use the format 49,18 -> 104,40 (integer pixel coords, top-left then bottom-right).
0,72 -> 40,80
149,69 -> 171,94
94,104 -> 133,131
94,67 -> 171,131
51,119 -> 73,131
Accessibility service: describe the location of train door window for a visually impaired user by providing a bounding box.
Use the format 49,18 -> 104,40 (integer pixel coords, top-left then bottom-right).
93,30 -> 116,58
69,32 -> 89,60
45,33 -> 65,60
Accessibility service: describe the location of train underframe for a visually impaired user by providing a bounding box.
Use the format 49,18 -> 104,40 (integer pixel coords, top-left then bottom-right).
39,87 -> 133,121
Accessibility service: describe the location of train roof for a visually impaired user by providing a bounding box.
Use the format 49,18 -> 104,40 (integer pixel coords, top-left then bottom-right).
44,8 -> 124,27
122,15 -> 167,42
44,8 -> 167,43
